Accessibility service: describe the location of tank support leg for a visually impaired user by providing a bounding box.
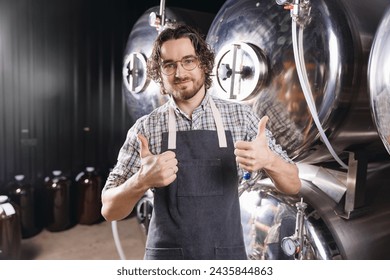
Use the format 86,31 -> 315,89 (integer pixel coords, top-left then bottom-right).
340,152 -> 368,219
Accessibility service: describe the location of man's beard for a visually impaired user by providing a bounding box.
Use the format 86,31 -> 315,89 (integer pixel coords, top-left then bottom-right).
165,75 -> 205,101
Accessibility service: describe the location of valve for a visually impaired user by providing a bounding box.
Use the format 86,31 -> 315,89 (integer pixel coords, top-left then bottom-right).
276,0 -> 311,27
148,0 -> 176,33
281,197 -> 308,259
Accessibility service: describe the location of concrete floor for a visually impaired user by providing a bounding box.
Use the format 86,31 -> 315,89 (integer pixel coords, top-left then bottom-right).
20,217 -> 146,260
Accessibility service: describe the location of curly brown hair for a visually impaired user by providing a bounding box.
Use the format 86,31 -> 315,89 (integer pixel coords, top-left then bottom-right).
147,24 -> 215,95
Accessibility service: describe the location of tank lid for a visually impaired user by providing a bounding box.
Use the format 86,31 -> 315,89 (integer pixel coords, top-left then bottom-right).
123,52 -> 148,95
15,174 -> 25,181
213,42 -> 269,101
0,195 -> 9,204
52,170 -> 62,176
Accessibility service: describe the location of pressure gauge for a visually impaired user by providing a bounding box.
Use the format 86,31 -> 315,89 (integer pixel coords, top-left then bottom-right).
281,237 -> 300,256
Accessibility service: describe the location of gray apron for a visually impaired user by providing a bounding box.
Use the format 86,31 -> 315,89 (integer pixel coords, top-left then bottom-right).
144,98 -> 247,260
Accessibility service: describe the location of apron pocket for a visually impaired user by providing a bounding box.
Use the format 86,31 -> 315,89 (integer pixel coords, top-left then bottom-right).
144,247 -> 184,260
215,245 -> 247,260
177,159 -> 223,196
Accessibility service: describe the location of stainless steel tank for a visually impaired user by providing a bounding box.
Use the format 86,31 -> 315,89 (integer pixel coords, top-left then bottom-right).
125,0 -> 390,260
206,0 -> 390,163
368,6 -> 390,157
207,0 -> 390,260
122,6 -> 215,122
240,161 -> 390,260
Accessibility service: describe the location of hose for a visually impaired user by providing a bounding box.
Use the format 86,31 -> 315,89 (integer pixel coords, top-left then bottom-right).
111,221 -> 127,260
292,19 -> 348,169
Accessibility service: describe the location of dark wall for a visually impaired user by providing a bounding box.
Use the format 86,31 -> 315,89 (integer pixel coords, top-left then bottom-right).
0,0 -> 226,189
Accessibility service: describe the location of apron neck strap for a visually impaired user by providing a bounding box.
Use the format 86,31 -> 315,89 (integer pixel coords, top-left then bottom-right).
168,97 -> 227,149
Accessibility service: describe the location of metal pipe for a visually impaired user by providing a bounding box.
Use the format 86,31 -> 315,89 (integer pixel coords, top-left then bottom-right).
159,0 -> 166,32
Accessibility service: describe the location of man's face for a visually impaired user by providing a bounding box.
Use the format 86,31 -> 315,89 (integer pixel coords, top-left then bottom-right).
160,38 -> 205,101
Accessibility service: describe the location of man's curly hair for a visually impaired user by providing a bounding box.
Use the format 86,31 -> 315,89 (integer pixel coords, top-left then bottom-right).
147,24 -> 215,95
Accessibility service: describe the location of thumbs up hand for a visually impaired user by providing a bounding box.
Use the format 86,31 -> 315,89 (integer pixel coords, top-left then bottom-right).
137,134 -> 178,188
234,116 -> 275,173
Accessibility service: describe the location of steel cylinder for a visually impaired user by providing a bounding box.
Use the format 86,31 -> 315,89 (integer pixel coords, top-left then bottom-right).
240,160 -> 390,260
208,0 -> 390,260
206,0 -> 390,164
368,6 -> 390,157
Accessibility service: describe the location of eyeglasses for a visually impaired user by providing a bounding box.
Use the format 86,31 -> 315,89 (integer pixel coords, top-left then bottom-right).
160,56 -> 199,76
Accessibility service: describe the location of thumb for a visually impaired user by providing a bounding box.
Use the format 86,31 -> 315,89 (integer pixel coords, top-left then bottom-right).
138,133 -> 152,158
257,116 -> 269,138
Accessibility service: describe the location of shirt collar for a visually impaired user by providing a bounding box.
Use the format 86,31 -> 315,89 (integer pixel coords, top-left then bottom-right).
168,92 -> 210,117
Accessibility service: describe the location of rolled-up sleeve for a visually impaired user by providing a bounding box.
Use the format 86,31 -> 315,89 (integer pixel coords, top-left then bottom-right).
103,123 -> 143,192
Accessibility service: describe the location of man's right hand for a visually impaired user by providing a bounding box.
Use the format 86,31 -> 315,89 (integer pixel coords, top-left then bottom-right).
137,133 -> 178,189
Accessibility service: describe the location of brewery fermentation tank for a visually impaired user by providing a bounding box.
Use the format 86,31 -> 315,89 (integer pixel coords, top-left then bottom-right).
206,0 -> 390,259
240,162 -> 390,260
206,0 -> 390,164
122,6 -> 215,122
124,0 -> 390,260
368,6 -> 390,157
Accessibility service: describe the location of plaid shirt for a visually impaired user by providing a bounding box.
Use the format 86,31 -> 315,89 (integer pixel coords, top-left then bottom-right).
104,93 -> 292,191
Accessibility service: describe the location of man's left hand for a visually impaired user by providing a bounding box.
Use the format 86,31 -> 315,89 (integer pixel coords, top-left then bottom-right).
234,116 -> 275,172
